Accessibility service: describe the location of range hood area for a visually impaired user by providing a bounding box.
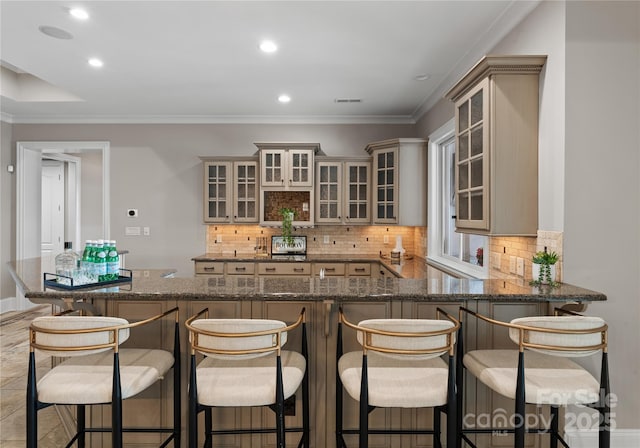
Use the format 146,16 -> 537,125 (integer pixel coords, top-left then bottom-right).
257,142 -> 319,227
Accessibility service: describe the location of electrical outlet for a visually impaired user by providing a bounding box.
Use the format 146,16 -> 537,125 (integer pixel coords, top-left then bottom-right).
509,256 -> 517,274
516,257 -> 524,276
491,253 -> 501,270
383,235 -> 389,244
216,234 -> 222,243
323,235 -> 330,244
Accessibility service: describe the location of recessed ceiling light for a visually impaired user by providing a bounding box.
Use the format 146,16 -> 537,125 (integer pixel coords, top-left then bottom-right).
88,58 -> 103,68
69,8 -> 89,20
38,25 -> 73,40
259,40 -> 278,53
414,74 -> 432,81
278,94 -> 291,103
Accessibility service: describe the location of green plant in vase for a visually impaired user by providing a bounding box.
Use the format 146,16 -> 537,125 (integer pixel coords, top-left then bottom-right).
280,207 -> 296,246
530,250 -> 559,286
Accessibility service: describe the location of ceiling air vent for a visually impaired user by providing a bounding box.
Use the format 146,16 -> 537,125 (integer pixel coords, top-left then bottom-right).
334,98 -> 362,103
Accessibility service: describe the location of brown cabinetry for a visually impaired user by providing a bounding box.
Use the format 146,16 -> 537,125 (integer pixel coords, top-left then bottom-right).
445,55 -> 546,236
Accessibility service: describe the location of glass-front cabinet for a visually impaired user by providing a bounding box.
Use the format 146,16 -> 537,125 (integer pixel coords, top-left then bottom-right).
202,158 -> 259,223
259,146 -> 315,188
315,159 -> 371,224
344,161 -> 371,223
203,160 -> 231,223
455,78 -> 489,230
366,138 -> 427,226
316,161 -> 342,223
446,55 -> 546,236
233,161 -> 258,222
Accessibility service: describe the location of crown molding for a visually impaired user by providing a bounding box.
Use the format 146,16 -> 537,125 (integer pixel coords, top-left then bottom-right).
2,113 -> 416,125
412,0 -> 542,121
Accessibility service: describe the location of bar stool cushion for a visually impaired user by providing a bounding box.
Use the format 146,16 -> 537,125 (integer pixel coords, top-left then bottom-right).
509,316 -> 606,357
195,350 -> 306,407
463,349 -> 599,405
338,351 -> 449,408
37,348 -> 174,404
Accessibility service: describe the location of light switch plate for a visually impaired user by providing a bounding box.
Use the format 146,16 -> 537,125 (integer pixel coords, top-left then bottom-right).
491,253 -> 501,270
125,226 -> 141,236
516,257 -> 524,276
509,256 -> 517,274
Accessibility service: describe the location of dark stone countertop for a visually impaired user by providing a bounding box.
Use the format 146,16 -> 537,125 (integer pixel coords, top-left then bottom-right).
8,256 -> 606,304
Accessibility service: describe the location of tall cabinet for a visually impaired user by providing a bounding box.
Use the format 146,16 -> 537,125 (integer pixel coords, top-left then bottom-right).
365,138 -> 427,226
445,55 -> 546,236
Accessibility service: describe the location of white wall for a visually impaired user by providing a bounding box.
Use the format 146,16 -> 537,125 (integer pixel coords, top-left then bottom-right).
564,0 -> 640,431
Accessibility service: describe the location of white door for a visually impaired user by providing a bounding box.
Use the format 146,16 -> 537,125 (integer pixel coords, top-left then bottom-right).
41,161 -> 65,257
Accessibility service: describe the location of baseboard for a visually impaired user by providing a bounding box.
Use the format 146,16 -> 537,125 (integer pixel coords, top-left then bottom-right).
564,429 -> 640,447
0,296 -> 18,314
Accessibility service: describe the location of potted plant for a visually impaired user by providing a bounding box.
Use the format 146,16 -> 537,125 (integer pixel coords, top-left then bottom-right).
280,207 -> 296,246
530,250 -> 559,286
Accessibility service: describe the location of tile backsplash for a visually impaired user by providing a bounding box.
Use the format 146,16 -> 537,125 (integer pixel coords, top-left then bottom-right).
206,224 -> 427,259
489,230 -> 563,281
205,224 -> 559,282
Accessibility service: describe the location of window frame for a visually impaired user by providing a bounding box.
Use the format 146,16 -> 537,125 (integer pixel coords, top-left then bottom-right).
427,119 -> 488,279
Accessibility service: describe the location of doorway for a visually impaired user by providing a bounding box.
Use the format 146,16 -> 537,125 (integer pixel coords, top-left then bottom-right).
15,141 -> 110,310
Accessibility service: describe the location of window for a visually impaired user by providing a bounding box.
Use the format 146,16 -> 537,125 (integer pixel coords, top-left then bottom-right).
428,119 -> 488,278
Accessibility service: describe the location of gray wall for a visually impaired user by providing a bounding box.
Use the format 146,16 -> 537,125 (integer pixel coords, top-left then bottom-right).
8,123 -> 416,275
564,0 -> 640,429
0,121 -> 14,302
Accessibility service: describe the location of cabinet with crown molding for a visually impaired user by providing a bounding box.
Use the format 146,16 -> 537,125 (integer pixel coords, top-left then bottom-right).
445,55 -> 546,236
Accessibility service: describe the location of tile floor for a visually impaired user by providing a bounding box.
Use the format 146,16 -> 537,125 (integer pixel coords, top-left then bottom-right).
0,305 -> 68,447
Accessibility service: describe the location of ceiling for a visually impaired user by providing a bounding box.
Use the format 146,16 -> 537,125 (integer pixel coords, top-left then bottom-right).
0,1 -> 540,124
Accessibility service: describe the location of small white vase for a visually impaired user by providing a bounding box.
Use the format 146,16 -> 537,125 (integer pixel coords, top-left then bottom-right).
532,263 -> 557,284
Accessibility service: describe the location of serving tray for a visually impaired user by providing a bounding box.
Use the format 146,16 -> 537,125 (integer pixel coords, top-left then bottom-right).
44,269 -> 132,290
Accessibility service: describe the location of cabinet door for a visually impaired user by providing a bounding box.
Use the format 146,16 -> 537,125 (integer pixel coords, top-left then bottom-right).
316,162 -> 342,223
288,149 -> 313,187
204,161 -> 231,223
455,78 -> 489,231
261,150 -> 286,187
344,161 -> 371,223
372,148 -> 398,224
234,161 -> 259,222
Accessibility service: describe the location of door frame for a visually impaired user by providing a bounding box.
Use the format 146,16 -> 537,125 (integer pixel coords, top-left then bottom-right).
17,141 -> 110,261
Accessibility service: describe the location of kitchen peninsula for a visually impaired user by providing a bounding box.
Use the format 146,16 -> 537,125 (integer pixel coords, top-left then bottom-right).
8,256 -> 606,448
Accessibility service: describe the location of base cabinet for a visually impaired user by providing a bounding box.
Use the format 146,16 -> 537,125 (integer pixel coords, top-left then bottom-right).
88,298 -> 559,447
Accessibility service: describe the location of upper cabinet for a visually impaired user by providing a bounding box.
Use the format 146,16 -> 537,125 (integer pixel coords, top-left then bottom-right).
315,158 -> 371,224
445,55 -> 546,236
202,158 -> 259,223
255,142 -> 320,226
365,138 -> 427,226
257,143 -> 317,188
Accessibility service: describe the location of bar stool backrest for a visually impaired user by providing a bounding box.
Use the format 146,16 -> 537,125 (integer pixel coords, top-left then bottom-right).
30,316 -> 130,357
189,318 -> 288,360
509,316 -> 606,357
356,319 -> 456,360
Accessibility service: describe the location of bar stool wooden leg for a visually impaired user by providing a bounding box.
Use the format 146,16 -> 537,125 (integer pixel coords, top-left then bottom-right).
204,408 -> 212,448
599,352 -> 610,448
359,354 -> 369,448
550,406 -> 559,448
26,352 -> 37,448
112,353 -> 123,448
514,351 -> 526,448
77,404 -> 86,448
